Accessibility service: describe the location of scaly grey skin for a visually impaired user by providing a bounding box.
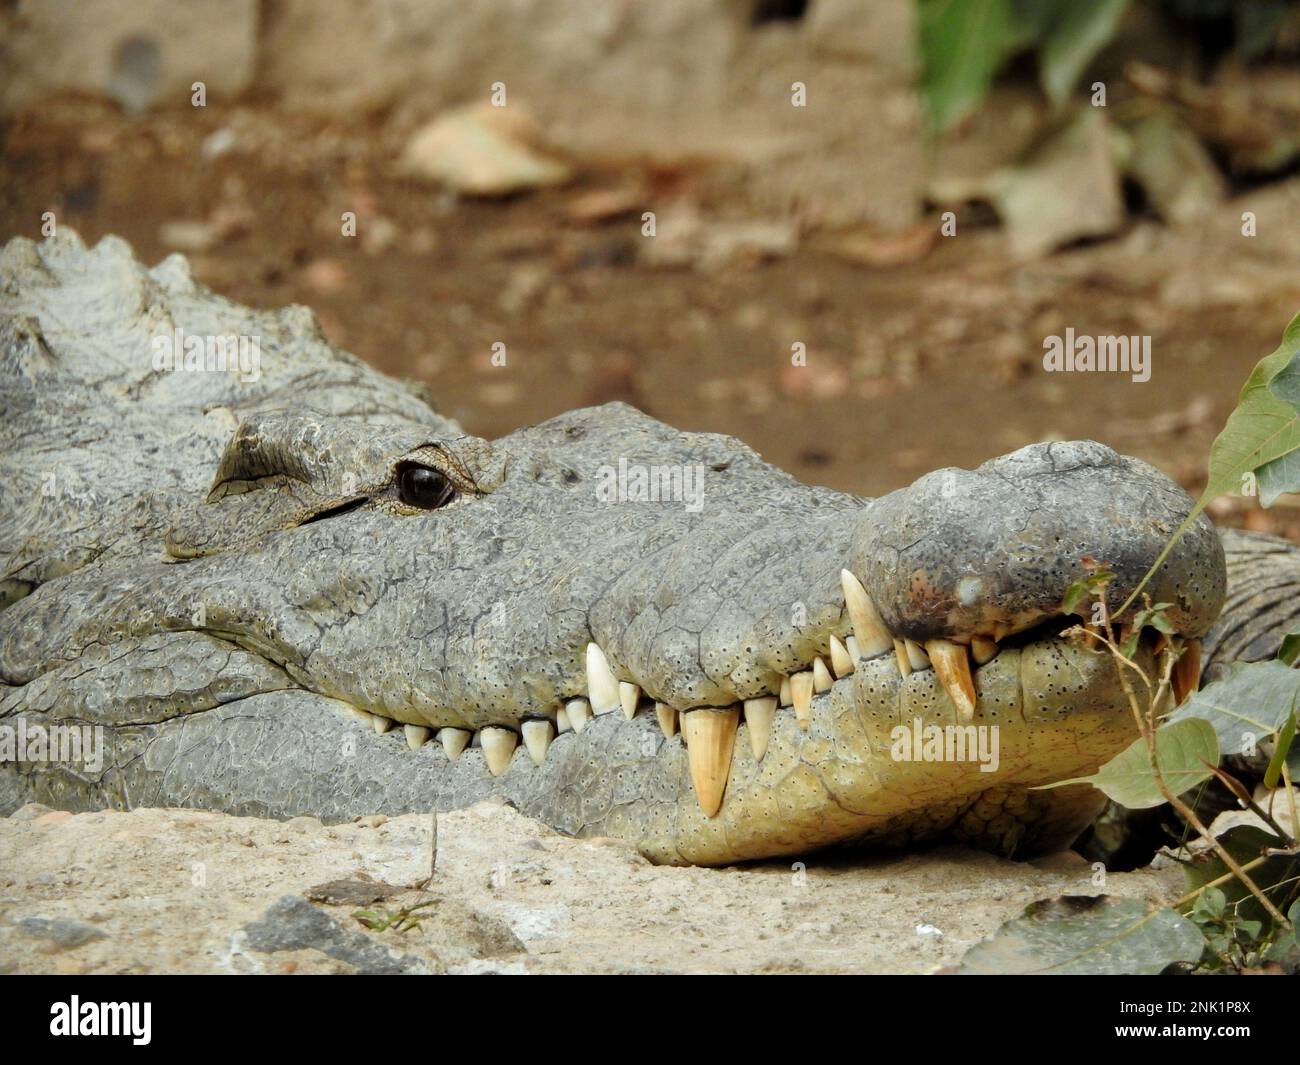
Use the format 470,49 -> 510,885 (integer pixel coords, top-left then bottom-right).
0,230 -> 1283,867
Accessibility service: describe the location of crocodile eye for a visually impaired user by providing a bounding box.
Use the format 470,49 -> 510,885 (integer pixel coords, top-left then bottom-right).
398,464 -> 455,510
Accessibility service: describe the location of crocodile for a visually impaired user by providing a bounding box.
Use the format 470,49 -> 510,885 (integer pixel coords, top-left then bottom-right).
0,230 -> 1292,866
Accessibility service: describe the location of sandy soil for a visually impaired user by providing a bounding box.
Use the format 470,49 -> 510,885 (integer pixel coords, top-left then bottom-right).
0,801 -> 1183,975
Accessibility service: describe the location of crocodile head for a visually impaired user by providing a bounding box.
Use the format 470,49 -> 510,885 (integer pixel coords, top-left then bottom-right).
0,232 -> 1227,865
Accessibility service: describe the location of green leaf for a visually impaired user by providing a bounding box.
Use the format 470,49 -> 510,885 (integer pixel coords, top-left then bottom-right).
1181,825 -> 1300,929
1264,705 -> 1298,790
919,0 -> 1015,133
1038,0 -> 1128,106
1192,886 -> 1227,920
1169,660 -> 1300,756
1037,718 -> 1219,808
955,895 -> 1205,974
1279,632 -> 1300,667
1118,313 -> 1300,615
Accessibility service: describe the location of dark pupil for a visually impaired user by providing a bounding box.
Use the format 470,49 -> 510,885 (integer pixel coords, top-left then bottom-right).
399,465 -> 452,509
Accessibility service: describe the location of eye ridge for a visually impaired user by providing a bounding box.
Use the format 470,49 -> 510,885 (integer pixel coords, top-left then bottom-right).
397,463 -> 456,510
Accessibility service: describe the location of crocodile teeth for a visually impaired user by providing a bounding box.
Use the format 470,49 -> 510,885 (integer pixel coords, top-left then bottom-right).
556,706 -> 572,734
845,635 -> 863,662
829,636 -> 855,678
841,569 -> 893,656
926,639 -> 977,722
904,638 -> 930,671
404,724 -> 431,750
586,643 -> 621,714
743,696 -> 777,760
481,726 -> 517,776
893,639 -> 912,677
619,681 -> 641,721
812,656 -> 834,692
971,636 -> 999,665
655,702 -> 679,739
439,727 -> 471,760
522,719 -> 555,765
373,715 -> 395,735
566,697 -> 592,734
1171,638 -> 1202,706
779,676 -> 792,706
681,708 -> 740,817
790,670 -> 814,729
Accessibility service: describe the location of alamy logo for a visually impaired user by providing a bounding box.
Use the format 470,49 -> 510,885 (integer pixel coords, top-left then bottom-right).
50,997 -> 151,1045
151,327 -> 261,383
1041,329 -> 1150,382
0,720 -> 103,773
889,717 -> 1000,773
594,458 -> 705,513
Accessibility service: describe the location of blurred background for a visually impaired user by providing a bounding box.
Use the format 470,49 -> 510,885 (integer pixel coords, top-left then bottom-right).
2,0 -> 1298,535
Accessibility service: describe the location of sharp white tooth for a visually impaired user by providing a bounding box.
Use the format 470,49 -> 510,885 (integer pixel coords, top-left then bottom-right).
893,639 -> 912,677
655,702 -> 678,739
403,724 -> 431,750
556,706 -> 572,734
840,569 -> 893,656
1172,638 -> 1202,706
845,635 -> 863,662
619,681 -> 641,721
522,719 -> 555,765
829,636 -> 855,677
347,707 -> 375,727
904,638 -> 931,671
586,643 -> 620,714
439,727 -> 471,760
481,726 -> 517,776
779,676 -> 792,706
790,670 -> 814,729
743,696 -> 777,760
681,707 -> 740,818
926,639 -> 977,722
812,655 -> 834,691
373,715 -> 395,735
566,697 -> 592,734
971,636 -> 998,664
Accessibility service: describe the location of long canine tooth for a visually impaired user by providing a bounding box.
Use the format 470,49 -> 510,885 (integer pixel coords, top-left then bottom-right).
926,639 -> 977,722
481,727 -> 517,776
829,636 -> 855,677
619,681 -> 641,721
971,636 -> 998,665
439,727 -> 471,760
655,702 -> 679,739
840,569 -> 893,656
681,708 -> 740,818
404,724 -> 431,750
845,635 -> 863,662
893,639 -> 912,677
812,656 -> 834,692
904,638 -> 930,671
1171,638 -> 1202,706
521,719 -> 555,765
790,670 -> 814,729
566,697 -> 592,734
586,643 -> 621,714
373,715 -> 395,735
743,696 -> 777,760
779,676 -> 792,706
556,706 -> 572,734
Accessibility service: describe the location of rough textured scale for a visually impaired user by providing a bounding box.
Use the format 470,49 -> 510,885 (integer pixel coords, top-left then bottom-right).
0,231 -> 1294,866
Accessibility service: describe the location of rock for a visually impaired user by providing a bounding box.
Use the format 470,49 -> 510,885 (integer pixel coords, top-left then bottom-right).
17,916 -> 108,950
986,108 -> 1126,260
399,103 -> 573,197
1124,110 -> 1226,225
242,895 -> 427,975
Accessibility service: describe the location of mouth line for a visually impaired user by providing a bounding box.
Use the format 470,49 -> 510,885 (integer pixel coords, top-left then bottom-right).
339,568 -> 1204,820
